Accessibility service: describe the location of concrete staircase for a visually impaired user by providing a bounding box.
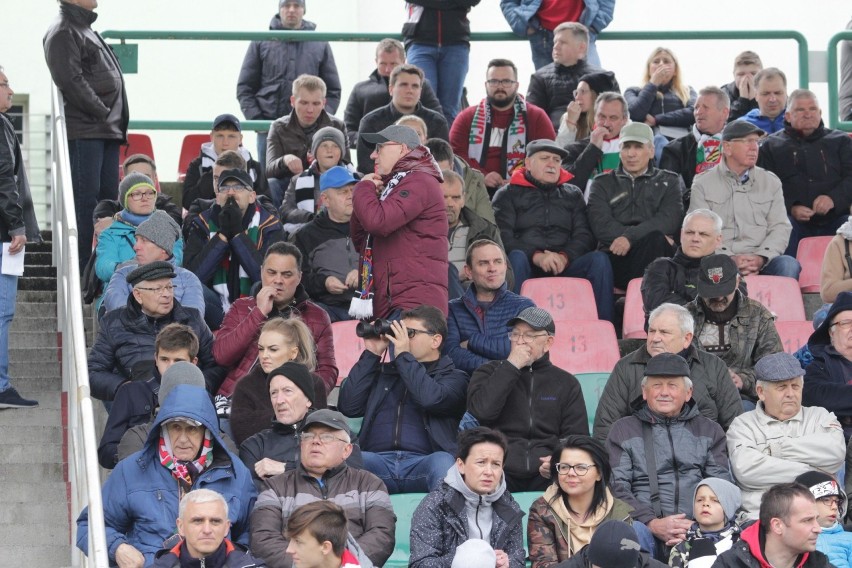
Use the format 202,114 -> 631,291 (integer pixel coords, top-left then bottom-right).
0,232 -> 72,566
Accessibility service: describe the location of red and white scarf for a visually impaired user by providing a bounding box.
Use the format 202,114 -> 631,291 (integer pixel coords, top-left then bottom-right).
467,95 -> 528,177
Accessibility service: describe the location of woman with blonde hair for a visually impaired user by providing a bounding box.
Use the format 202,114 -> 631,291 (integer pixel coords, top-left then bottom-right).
625,47 -> 697,141
396,114 -> 429,145
229,316 -> 325,447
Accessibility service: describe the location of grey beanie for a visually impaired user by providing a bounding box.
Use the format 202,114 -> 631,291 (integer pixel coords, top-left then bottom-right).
311,126 -> 346,159
119,172 -> 157,209
159,361 -> 205,406
451,539 -> 496,568
694,477 -> 742,522
135,210 -> 181,257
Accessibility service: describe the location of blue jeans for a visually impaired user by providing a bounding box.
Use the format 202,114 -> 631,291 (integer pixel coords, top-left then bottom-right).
786,214 -> 849,257
201,285 -> 225,331
0,267 -> 17,393
361,450 -> 455,493
760,255 -> 802,279
314,301 -> 354,323
69,138 -> 121,269
268,177 -> 286,210
528,28 -> 601,70
406,43 -> 469,124
509,249 -> 615,322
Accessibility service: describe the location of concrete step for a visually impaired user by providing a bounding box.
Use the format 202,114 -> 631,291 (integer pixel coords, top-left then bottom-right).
9,331 -> 60,349
23,251 -> 51,266
0,520 -> 70,543
0,425 -> 64,444
0,443 -> 64,464
0,545 -> 71,567
11,315 -> 57,332
15,302 -> 57,318
0,481 -> 67,502
21,264 -> 57,278
0,405 -> 61,427
0,499 -> 68,524
8,363 -> 61,381
10,346 -> 59,362
19,276 -> 56,291
18,289 -> 57,302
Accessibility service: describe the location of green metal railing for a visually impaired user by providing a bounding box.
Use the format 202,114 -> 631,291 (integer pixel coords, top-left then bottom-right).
100,29 -> 811,132
827,30 -> 852,131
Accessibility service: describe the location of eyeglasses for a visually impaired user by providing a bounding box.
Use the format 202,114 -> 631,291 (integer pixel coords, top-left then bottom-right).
128,190 -> 157,201
508,331 -> 550,342
406,328 -> 435,339
135,284 -> 177,295
299,432 -> 349,444
376,142 -> 402,152
831,319 -> 852,331
486,79 -> 517,88
817,496 -> 844,508
216,184 -> 250,194
555,463 -> 596,476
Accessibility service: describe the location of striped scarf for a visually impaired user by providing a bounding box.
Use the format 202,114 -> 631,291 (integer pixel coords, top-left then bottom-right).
349,172 -> 409,319
158,428 -> 213,494
467,95 -> 528,177
692,125 -> 722,175
206,205 -> 262,312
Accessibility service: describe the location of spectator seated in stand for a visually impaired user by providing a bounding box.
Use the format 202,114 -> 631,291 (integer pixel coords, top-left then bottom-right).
279,126 -> 359,236
738,67 -> 788,135
266,74 -> 349,208
445,239 -> 534,374
555,70 -> 619,149
231,317 -> 327,448
181,113 -> 268,210
87,261 -> 219,402
795,471 -> 852,568
720,51 -> 763,122
426,137 -> 494,224
451,58 -> 556,196
283,501 -> 364,568
343,38 -> 442,148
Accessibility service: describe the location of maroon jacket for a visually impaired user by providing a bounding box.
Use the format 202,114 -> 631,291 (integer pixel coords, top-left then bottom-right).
350,147 -> 449,317
213,285 -> 337,397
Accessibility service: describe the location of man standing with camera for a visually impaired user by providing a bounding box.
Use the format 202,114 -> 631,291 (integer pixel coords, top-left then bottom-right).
337,305 -> 469,493
349,125 -> 447,319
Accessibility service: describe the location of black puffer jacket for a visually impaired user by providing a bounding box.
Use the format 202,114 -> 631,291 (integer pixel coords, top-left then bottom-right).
587,165 -> 684,248
237,16 -> 341,121
293,209 -> 360,308
720,81 -> 759,122
527,60 -> 616,130
492,167 -> 595,263
43,2 -> 128,141
401,0 -> 481,47
757,121 -> 852,224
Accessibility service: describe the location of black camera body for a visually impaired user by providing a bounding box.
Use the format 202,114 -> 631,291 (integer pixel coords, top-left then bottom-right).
355,318 -> 394,339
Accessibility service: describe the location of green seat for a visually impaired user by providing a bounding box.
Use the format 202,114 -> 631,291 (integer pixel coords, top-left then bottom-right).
511,491 -> 541,547
575,372 -> 610,434
386,493 -> 429,567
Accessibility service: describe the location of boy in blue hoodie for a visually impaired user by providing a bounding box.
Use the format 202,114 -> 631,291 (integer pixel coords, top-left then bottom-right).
669,477 -> 743,568
796,470 -> 852,568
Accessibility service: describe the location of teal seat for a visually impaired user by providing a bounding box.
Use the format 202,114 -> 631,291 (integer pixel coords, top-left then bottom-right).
511,491 -> 541,548
386,492 -> 428,567
575,372 -> 610,434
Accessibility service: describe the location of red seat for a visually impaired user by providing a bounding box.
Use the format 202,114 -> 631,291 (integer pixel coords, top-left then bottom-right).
622,278 -> 647,339
796,236 -> 832,293
177,134 -> 209,182
744,275 -> 806,321
331,320 -> 366,386
519,277 -> 598,321
550,320 -> 620,374
119,133 -> 155,177
775,320 -> 814,354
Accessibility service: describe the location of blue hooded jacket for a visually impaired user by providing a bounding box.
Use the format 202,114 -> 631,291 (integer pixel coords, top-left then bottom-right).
76,385 -> 257,566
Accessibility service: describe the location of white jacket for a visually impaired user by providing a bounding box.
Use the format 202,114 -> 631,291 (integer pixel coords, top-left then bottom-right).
727,402 -> 845,518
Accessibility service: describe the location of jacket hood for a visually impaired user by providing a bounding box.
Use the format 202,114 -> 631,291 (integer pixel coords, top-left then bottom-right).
144,384 -> 225,451
740,521 -> 813,568
445,461 -> 507,504
269,15 -> 317,32
809,291 -> 852,346
508,166 -> 574,188
383,146 -> 443,183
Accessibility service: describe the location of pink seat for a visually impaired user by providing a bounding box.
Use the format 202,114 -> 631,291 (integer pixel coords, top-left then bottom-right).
330,320 -> 366,386
796,236 -> 833,293
775,320 -> 814,354
622,278 -> 647,339
550,320 -> 620,374
177,134 -> 209,182
519,277 -> 598,321
119,133 -> 155,178
744,275 -> 806,321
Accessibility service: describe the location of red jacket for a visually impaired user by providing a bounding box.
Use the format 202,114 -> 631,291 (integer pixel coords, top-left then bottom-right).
213,285 -> 337,396
350,147 -> 449,317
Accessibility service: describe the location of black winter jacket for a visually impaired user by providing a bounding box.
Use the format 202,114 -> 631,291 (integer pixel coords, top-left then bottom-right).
344,69 -> 442,148
527,60 -> 616,130
757,121 -> 852,224
720,81 -> 759,122
237,17 -> 341,121
492,168 -> 595,263
587,165 -> 684,248
563,137 -> 609,191
293,209 -> 359,308
468,353 -> 589,479
659,132 -> 704,191
43,2 -> 128,141
624,83 -> 697,129
0,114 -> 28,243
401,0 -> 481,47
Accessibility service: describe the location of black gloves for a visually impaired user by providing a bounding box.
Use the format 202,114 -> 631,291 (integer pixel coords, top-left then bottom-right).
218,197 -> 243,239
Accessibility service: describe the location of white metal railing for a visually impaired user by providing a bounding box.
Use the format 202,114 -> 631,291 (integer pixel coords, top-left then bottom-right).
50,85 -> 109,568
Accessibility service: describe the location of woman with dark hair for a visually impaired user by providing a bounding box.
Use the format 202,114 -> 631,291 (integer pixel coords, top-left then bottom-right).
528,435 -> 642,567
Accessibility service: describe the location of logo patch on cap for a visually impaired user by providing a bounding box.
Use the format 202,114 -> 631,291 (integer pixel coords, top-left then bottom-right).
707,267 -> 724,284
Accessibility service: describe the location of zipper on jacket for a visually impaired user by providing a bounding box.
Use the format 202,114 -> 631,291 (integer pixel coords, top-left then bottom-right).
393,389 -> 408,449
526,369 -> 535,474
820,149 -> 828,176
200,559 -> 206,568
665,423 -> 680,515
475,495 -> 484,539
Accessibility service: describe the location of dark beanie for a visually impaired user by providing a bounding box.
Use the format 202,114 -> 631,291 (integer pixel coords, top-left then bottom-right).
586,520 -> 641,568
266,362 -> 315,405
